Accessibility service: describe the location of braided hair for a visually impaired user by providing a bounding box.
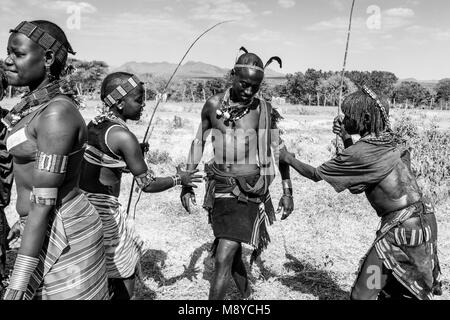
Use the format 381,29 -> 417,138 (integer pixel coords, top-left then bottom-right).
341,88 -> 390,136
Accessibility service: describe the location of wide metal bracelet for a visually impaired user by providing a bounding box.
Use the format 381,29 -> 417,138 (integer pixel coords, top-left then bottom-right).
35,151 -> 68,174
8,254 -> 39,292
135,169 -> 156,189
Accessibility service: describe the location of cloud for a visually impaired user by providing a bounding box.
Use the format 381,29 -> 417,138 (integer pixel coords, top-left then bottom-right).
239,29 -> 282,43
385,8 -> 415,18
83,12 -> 195,40
405,0 -> 420,6
278,0 -> 295,9
406,25 -> 450,41
379,8 -> 415,31
330,0 -> 345,12
0,0 -> 15,13
307,6 -> 415,33
262,10 -> 273,16
189,0 -> 253,21
22,0 -> 97,13
306,17 -> 366,32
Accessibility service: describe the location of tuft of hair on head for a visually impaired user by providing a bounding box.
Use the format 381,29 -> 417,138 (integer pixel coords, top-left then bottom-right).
341,90 -> 388,136
264,56 -> 282,69
100,71 -> 142,104
235,53 -> 264,68
239,46 -> 248,54
29,20 -> 75,79
234,46 -> 264,69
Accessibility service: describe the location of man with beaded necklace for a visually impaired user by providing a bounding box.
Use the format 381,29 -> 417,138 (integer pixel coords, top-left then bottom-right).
181,48 -> 294,300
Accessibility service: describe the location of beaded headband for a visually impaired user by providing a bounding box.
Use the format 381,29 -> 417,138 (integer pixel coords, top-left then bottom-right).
104,75 -> 142,107
361,85 -> 391,130
10,21 -> 75,63
233,64 -> 265,73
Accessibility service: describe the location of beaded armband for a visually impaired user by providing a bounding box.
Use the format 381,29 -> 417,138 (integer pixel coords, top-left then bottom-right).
35,151 -> 68,174
30,187 -> 58,205
282,179 -> 292,196
282,179 -> 292,190
135,169 -> 156,190
171,174 -> 182,187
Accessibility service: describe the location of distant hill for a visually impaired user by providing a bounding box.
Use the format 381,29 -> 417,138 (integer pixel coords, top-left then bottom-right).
113,60 -> 285,79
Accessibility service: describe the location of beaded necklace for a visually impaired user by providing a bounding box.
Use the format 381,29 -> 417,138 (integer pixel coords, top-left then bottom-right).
216,88 -> 256,127
1,80 -> 65,130
92,109 -> 129,130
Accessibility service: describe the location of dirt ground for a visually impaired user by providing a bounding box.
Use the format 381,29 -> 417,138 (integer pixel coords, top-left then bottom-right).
2,99 -> 449,300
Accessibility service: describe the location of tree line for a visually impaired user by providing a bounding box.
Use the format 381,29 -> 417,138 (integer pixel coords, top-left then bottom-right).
1,58 -> 450,110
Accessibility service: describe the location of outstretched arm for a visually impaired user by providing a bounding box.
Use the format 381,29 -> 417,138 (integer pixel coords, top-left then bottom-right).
110,127 -> 201,193
281,150 -> 322,182
282,115 -> 352,181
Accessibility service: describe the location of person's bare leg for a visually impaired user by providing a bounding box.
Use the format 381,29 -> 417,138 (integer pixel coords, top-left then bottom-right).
350,246 -> 387,300
231,244 -> 251,298
209,239 -> 240,300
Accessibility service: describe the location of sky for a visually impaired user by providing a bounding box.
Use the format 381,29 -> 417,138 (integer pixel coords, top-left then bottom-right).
1,0 -> 449,80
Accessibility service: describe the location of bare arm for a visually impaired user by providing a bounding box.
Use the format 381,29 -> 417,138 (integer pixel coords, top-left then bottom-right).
109,127 -> 201,193
181,100 -> 213,213
270,104 -> 294,219
20,102 -> 77,257
186,100 -> 212,171
284,153 -> 323,182
4,102 -> 81,299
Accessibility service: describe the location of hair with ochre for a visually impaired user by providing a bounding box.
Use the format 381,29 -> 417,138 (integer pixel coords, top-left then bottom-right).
341,90 -> 389,135
29,20 -> 74,78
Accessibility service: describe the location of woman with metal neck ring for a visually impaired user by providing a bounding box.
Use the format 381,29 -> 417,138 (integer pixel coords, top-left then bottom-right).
2,20 -> 109,300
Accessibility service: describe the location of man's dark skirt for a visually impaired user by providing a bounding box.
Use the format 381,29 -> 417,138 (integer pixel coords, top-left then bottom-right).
210,197 -> 271,263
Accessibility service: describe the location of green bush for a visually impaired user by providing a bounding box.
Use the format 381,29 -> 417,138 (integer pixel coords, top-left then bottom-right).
393,113 -> 450,204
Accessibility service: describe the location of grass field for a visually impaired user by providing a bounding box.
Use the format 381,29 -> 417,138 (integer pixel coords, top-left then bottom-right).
2,98 -> 450,300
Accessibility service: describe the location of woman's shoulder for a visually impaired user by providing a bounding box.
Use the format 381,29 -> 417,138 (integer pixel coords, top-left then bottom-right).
40,94 -> 81,117
34,94 -> 84,132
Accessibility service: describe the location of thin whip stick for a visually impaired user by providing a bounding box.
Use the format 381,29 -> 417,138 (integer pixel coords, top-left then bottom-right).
335,0 -> 356,152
